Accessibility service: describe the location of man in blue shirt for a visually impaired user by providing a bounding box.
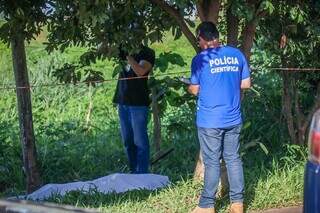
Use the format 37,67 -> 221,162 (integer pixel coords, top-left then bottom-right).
189,22 -> 251,213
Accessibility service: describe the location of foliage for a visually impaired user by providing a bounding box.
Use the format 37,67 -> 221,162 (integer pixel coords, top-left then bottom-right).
45,0 -> 191,57
253,0 -> 320,144
256,1 -> 320,68
0,0 -> 49,42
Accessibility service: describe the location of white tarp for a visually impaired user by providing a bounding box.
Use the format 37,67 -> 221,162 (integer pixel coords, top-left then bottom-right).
20,173 -> 170,201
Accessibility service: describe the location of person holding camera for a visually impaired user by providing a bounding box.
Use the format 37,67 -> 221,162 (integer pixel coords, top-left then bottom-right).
113,45 -> 155,174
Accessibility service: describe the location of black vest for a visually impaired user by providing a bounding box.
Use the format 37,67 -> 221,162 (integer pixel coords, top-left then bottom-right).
113,46 -> 155,106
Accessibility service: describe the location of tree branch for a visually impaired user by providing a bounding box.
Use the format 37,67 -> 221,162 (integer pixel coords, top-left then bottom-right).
150,0 -> 199,52
240,19 -> 257,60
240,0 -> 267,60
282,70 -> 298,144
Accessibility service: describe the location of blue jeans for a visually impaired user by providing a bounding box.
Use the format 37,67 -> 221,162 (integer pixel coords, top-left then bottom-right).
198,124 -> 244,208
118,105 -> 150,174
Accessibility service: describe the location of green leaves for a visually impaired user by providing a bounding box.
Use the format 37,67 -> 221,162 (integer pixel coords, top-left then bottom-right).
155,51 -> 186,73
148,30 -> 162,43
0,0 -> 48,43
16,8 -> 25,17
230,0 -> 254,21
80,50 -> 99,67
260,0 -> 275,15
289,6 -> 306,24
52,62 -> 105,87
149,50 -> 190,114
45,0 -> 178,57
83,69 -> 104,87
185,19 -> 195,28
52,63 -> 81,85
241,137 -> 269,157
171,26 -> 183,40
112,64 -> 123,78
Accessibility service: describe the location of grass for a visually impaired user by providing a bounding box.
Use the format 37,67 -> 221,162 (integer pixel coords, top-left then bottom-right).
0,31 -> 308,212
46,144 -> 306,213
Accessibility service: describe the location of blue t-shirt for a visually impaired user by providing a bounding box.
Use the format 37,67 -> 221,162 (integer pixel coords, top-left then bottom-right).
190,45 -> 250,128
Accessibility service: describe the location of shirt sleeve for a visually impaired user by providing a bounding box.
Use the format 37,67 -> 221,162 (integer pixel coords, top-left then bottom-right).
241,53 -> 250,80
190,56 -> 200,85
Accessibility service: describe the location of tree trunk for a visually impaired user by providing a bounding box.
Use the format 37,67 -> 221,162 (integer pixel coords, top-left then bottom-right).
227,5 -> 239,47
193,152 -> 204,180
151,88 -> 161,152
282,70 -> 298,144
292,77 -> 304,144
193,153 -> 229,198
11,33 -> 41,193
240,19 -> 257,60
197,0 -> 220,23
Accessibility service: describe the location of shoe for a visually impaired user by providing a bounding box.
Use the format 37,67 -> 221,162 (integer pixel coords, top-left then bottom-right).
229,202 -> 243,213
191,206 -> 215,213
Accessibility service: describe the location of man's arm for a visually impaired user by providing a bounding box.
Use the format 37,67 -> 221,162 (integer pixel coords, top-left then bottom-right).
127,56 -> 152,76
241,77 -> 251,89
188,84 -> 200,96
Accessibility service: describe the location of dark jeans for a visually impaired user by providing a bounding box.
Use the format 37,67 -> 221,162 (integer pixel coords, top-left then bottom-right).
118,104 -> 149,174
198,124 -> 244,208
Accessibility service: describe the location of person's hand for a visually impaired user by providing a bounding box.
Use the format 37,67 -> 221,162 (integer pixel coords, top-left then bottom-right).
126,55 -> 134,62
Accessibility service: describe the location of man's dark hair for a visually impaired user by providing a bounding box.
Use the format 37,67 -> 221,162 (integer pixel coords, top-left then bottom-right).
196,21 -> 219,41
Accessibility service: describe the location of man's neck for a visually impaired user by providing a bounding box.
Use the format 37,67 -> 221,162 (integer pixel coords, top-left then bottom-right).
203,43 -> 220,50
203,40 -> 220,49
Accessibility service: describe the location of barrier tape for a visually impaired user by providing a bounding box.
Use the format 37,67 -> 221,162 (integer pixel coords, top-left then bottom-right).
0,67 -> 320,90
0,71 -> 189,90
